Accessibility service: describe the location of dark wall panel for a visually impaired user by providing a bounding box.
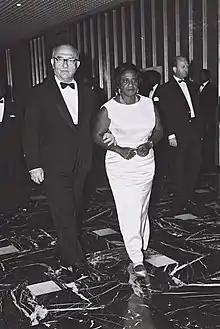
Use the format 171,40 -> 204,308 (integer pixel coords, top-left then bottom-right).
4,0 -> 219,98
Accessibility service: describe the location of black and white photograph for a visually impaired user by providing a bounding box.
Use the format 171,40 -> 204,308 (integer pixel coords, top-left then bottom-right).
0,0 -> 219,328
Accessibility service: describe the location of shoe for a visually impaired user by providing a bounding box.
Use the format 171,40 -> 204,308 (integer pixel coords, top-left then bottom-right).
71,261 -> 91,279
133,264 -> 147,278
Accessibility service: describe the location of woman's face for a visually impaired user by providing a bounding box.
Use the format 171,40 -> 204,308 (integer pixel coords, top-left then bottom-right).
119,70 -> 139,97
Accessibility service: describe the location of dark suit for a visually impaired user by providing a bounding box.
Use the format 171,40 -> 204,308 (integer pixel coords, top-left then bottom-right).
150,85 -> 168,214
199,81 -> 218,169
159,77 -> 202,207
23,77 -> 97,265
0,95 -> 27,211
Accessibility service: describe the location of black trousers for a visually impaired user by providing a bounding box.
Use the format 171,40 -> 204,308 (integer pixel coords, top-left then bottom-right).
149,139 -> 169,212
45,166 -> 87,266
0,124 -> 28,212
173,126 -> 202,206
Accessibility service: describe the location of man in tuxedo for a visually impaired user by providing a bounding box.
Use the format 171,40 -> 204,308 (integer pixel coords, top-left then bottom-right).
159,56 -> 202,215
140,70 -> 166,217
0,82 -> 27,213
23,44 -> 98,276
198,69 -> 218,170
140,69 -> 161,100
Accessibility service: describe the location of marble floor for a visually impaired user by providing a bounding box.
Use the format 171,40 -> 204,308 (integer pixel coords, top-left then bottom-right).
0,169 -> 220,328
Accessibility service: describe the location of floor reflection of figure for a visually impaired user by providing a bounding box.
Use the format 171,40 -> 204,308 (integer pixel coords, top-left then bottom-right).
122,293 -> 156,329
198,68 -> 218,172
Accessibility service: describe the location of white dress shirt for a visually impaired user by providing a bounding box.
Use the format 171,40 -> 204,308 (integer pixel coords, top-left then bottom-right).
55,76 -> 78,125
30,77 -> 79,173
173,75 -> 195,118
0,97 -> 5,122
168,76 -> 196,141
199,80 -> 209,93
149,83 -> 158,99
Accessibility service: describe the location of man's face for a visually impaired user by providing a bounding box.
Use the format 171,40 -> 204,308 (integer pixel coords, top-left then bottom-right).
200,71 -> 208,84
51,45 -> 80,82
173,57 -> 189,79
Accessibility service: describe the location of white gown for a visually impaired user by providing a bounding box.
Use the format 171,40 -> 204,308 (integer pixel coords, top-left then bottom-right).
105,95 -> 155,265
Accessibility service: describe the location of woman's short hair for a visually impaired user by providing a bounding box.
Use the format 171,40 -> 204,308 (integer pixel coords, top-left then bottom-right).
114,63 -> 141,89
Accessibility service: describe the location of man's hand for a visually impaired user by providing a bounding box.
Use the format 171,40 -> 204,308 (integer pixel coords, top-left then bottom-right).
29,168 -> 44,184
169,136 -> 178,147
103,131 -> 117,146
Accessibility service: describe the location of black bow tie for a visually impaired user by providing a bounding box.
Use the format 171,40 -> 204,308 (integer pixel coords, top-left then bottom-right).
178,79 -> 186,83
0,99 -> 4,103
60,82 -> 75,89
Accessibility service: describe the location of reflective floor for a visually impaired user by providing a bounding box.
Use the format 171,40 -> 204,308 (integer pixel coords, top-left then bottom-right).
0,170 -> 219,328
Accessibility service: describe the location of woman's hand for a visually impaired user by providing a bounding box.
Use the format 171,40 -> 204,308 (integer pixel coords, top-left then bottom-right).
118,147 -> 136,160
136,142 -> 152,157
103,131 -> 117,146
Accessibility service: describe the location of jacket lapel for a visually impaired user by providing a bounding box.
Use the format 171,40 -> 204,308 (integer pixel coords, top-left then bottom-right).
47,78 -> 76,129
76,80 -> 84,126
171,77 -> 192,109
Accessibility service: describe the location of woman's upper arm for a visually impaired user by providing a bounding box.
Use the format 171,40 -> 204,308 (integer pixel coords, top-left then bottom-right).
93,106 -> 111,136
154,104 -> 162,131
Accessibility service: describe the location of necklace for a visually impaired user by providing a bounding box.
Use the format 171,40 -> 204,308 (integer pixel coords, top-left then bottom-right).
120,95 -> 138,104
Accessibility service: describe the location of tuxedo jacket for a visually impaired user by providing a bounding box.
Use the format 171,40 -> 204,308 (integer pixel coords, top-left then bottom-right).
0,96 -> 22,157
158,77 -> 201,141
199,81 -> 218,124
23,77 -> 97,173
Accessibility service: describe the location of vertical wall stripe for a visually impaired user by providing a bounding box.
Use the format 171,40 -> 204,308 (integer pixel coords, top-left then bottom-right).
42,36 -> 47,79
130,2 -> 136,65
5,49 -> 13,101
163,0 -> 169,82
5,49 -> 12,87
140,0 -> 146,68
5,49 -> 10,85
97,15 -> 103,88
202,0 -> 208,68
218,0 -> 220,97
33,38 -> 39,85
104,12 -> 111,98
89,18 -> 95,77
37,37 -> 43,83
112,9 -> 118,68
218,0 -> 220,167
83,20 -> 88,55
34,39 -> 38,84
188,0 -> 193,62
29,41 -> 35,86
175,0 -> 180,55
151,0 -> 157,66
121,6 -> 126,63
76,23 -> 81,53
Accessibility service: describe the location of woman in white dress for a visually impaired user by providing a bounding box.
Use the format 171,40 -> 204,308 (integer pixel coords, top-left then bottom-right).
93,64 -> 163,277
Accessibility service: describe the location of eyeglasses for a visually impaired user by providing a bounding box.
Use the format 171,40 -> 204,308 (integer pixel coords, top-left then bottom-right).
53,57 -> 80,65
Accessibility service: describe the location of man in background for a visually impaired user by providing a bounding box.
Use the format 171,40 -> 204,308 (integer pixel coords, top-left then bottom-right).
198,68 -> 218,171
140,70 -> 167,217
159,56 -> 202,215
0,81 -> 27,213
